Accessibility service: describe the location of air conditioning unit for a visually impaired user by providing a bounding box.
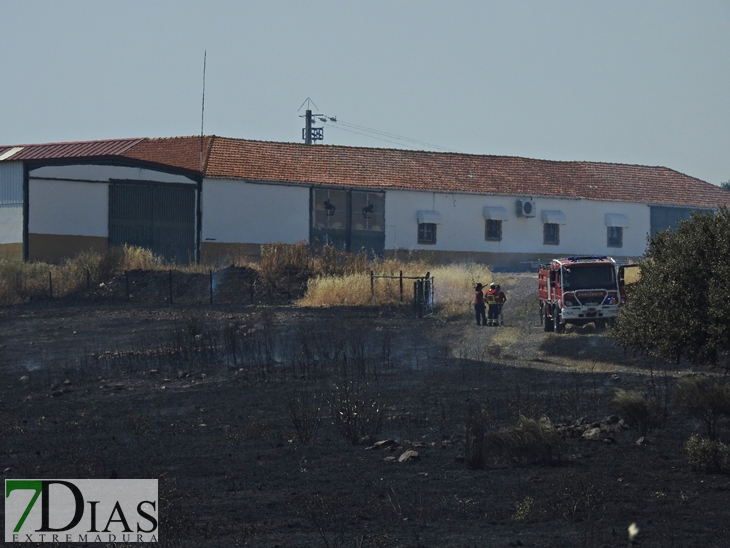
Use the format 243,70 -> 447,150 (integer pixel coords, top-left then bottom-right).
516,199 -> 536,217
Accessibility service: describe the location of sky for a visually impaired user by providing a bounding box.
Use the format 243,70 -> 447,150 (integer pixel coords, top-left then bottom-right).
2,1 -> 729,185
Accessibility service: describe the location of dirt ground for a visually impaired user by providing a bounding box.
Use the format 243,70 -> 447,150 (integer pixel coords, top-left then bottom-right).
1,272 -> 729,547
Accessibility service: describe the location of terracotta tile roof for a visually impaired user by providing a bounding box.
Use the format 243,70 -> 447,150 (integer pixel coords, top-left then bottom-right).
3,135 -> 728,209
123,136 -> 215,174
203,137 -> 730,209
0,138 -> 143,161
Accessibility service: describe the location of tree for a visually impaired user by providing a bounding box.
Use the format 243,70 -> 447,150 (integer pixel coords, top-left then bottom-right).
721,181 -> 730,191
676,376 -> 730,441
615,207 -> 730,369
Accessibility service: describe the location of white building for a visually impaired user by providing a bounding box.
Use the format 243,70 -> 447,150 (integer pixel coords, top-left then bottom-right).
1,136 -> 728,267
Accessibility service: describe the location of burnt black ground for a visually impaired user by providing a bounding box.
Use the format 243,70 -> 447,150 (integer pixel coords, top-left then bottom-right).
1,273 -> 729,547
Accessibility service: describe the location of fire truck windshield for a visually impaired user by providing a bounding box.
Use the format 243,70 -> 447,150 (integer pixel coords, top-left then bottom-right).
562,265 -> 616,291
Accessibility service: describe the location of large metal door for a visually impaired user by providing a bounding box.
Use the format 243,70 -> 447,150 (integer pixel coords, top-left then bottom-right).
109,183 -> 196,264
310,188 -> 385,257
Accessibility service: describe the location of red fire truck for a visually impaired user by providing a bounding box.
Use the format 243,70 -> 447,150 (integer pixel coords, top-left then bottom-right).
538,256 -> 624,333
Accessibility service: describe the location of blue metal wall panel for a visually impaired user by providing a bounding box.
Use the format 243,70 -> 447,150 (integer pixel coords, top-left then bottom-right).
650,206 -> 712,234
0,162 -> 23,205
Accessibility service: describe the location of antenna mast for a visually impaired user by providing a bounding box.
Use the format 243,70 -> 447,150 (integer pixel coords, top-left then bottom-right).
200,51 -> 207,173
298,97 -> 325,145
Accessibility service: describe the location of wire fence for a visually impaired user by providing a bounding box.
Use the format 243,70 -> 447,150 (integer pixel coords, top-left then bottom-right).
370,270 -> 434,317
0,265 -> 305,307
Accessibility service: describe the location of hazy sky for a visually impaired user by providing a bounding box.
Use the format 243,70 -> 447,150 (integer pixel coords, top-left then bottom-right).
2,1 -> 729,185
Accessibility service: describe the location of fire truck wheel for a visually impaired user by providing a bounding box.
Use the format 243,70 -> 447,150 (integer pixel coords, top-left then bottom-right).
543,307 -> 554,332
554,306 -> 565,333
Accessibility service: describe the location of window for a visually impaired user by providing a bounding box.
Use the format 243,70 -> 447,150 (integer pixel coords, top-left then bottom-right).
607,226 -> 623,248
312,189 -> 347,230
485,219 -> 502,241
418,223 -> 437,244
543,223 -> 559,245
351,191 -> 385,231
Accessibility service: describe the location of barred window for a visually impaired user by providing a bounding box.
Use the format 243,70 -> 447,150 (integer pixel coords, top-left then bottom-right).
543,223 -> 559,245
485,219 -> 502,241
607,226 -> 623,247
418,223 -> 437,245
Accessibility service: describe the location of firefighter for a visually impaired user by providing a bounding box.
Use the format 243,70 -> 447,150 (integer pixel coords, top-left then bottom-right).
495,284 -> 507,326
485,283 -> 500,326
473,283 -> 487,326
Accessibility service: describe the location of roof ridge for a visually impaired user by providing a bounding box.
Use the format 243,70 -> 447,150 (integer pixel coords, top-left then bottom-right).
0,137 -> 144,149
202,135 -> 215,175
208,135 -> 698,173
0,135 -> 706,177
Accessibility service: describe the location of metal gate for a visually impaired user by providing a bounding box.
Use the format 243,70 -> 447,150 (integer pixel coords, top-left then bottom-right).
109,183 -> 196,264
413,274 -> 434,317
310,188 -> 385,257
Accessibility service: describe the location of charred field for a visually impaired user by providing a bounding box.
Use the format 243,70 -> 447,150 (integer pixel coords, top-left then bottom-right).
1,272 -> 729,547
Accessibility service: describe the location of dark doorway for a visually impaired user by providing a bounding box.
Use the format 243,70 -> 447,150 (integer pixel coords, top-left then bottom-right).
109,182 -> 196,264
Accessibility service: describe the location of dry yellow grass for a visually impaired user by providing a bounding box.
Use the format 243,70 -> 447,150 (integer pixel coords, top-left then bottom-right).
622,263 -> 641,284
2,241 -> 497,313
297,261 -> 494,316
0,245 -> 201,304
429,263 -> 494,319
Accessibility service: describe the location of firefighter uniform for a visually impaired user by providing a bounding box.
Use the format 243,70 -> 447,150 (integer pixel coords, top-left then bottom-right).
485,285 -> 499,326
495,285 -> 507,326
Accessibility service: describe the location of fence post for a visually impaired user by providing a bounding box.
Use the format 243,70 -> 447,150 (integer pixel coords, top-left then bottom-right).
425,272 -> 432,311
169,269 -> 173,305
414,280 -> 424,318
370,271 -> 374,296
48,271 -> 53,299
86,269 -> 91,289
209,269 -> 213,304
125,271 -> 130,300
399,270 -> 403,302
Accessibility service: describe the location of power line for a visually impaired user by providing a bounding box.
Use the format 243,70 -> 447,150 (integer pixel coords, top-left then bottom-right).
332,120 -> 459,152
324,123 -> 440,150
297,99 -> 460,152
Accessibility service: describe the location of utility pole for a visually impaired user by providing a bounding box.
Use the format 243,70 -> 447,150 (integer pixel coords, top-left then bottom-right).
305,109 -> 313,145
301,108 -> 324,144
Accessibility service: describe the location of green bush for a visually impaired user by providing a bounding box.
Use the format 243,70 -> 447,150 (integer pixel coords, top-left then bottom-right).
512,496 -> 534,521
684,434 -> 729,473
677,375 -> 730,441
478,415 -> 563,467
612,389 -> 663,435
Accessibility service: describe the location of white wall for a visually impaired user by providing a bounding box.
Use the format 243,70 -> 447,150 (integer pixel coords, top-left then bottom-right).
0,205 -> 22,244
385,190 -> 649,258
29,179 -> 108,236
30,165 -> 195,184
202,179 -> 309,243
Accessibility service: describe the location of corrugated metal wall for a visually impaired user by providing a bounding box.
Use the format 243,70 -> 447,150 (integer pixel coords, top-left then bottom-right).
109,183 -> 196,264
0,162 -> 23,205
650,206 -> 712,234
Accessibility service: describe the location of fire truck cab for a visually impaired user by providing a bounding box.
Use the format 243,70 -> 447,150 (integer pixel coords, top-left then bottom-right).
538,256 -> 621,333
